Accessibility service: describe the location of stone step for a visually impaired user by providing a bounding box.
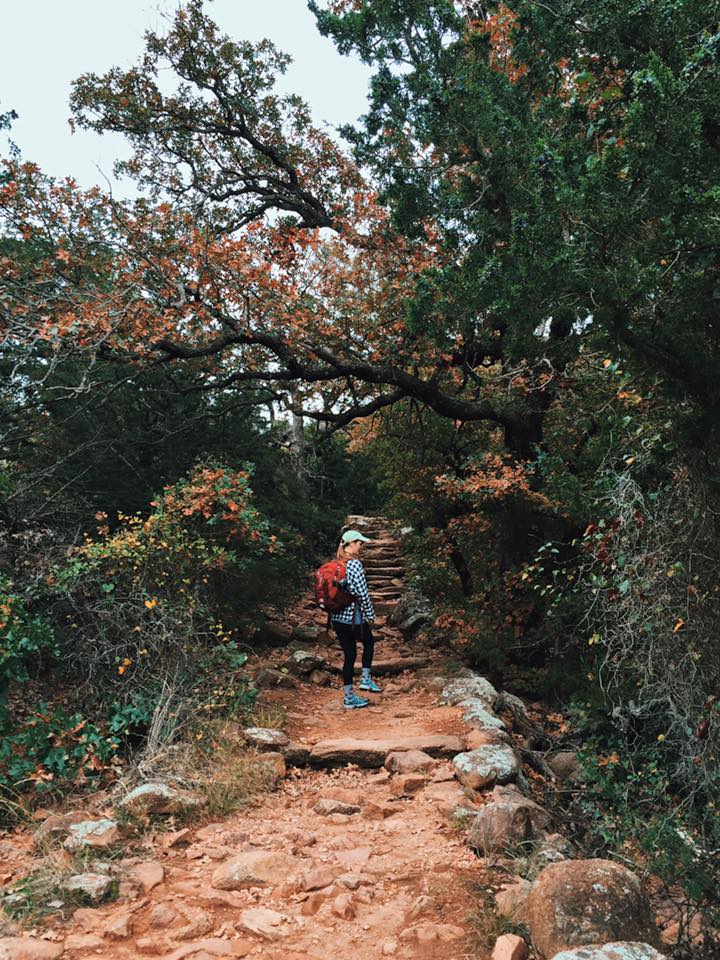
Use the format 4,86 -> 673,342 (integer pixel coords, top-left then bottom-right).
306,734 -> 465,768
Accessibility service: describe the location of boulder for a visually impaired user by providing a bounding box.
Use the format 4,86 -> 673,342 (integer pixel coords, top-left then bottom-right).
552,946 -> 665,960
242,727 -> 290,751
285,650 -> 327,676
526,860 -> 659,958
468,785 -> 551,854
453,745 -> 519,790
118,782 -> 201,817
388,591 -> 431,635
63,818 -> 120,851
384,750 -> 437,775
0,940 -> 65,960
63,872 -> 114,903
440,675 -> 499,709
309,734 -> 465,768
211,851 -> 298,890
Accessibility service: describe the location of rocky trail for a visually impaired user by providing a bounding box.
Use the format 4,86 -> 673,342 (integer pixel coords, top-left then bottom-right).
0,518 -> 670,960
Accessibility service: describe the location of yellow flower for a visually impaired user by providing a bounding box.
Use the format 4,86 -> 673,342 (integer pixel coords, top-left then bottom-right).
657,733 -> 666,742
144,598 -> 158,609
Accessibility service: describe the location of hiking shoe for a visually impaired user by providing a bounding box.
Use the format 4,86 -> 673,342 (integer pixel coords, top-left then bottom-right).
358,677 -> 382,693
343,692 -> 370,709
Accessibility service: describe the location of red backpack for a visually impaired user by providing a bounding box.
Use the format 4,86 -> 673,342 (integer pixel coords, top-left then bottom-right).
314,559 -> 355,614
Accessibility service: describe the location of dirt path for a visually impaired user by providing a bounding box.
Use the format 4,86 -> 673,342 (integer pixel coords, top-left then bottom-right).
3,518 -> 493,960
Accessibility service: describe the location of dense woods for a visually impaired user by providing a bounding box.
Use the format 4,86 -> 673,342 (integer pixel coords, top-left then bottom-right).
1,0 -> 719,952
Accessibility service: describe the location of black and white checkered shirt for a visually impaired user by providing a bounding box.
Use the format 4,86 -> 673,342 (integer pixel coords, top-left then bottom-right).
330,558 -> 376,624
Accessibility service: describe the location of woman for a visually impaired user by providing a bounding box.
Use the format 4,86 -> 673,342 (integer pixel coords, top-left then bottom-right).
331,529 -> 382,709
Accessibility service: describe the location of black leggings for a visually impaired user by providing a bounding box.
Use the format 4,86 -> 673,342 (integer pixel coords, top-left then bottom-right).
333,622 -> 374,686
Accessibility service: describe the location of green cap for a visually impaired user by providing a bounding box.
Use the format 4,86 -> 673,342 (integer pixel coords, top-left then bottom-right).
342,529 -> 371,544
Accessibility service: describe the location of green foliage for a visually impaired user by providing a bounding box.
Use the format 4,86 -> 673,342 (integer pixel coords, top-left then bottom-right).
0,706 -> 117,798
0,579 -> 58,697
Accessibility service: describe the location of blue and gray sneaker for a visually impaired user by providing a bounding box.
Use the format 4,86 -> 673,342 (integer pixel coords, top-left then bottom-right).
358,677 -> 382,693
343,691 -> 370,709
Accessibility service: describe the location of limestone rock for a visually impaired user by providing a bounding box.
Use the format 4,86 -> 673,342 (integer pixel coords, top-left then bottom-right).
0,939 -> 65,960
552,945 -> 665,960
242,727 -> 290,750
526,859 -> 660,958
63,818 -> 120,851
384,750 -> 437,774
63,872 -> 114,903
440,675 -> 498,709
118,782 -> 201,817
468,786 -> 551,854
211,851 -> 298,890
453,745 -> 519,790
492,934 -> 529,960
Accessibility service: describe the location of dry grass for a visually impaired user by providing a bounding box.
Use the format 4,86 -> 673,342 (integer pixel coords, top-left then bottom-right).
2,844 -> 118,924
463,877 -> 528,957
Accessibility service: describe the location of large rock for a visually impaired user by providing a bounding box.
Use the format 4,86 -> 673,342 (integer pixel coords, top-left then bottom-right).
118,782 -> 201,817
211,851 -> 298,890
0,941 -> 65,960
310,735 -> 464,768
468,785 -> 551,854
440,674 -> 498,708
492,934 -> 529,960
526,860 -> 659,958
243,727 -> 290,751
388,591 -> 431,635
34,811 -> 93,845
254,667 -> 295,689
552,946 -> 665,960
453,745 -> 519,790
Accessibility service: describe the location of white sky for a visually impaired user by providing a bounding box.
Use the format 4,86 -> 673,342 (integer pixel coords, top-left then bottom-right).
0,0 -> 371,195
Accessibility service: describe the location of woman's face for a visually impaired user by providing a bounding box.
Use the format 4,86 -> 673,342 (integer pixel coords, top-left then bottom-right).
344,539 -> 364,558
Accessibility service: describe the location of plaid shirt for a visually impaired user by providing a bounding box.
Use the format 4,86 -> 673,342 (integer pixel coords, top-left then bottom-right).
330,558 -> 376,624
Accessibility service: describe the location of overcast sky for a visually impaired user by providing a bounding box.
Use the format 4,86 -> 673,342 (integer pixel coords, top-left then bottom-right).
1,1 -> 371,195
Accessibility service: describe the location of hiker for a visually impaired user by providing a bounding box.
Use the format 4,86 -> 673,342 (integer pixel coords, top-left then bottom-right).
330,529 -> 381,709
